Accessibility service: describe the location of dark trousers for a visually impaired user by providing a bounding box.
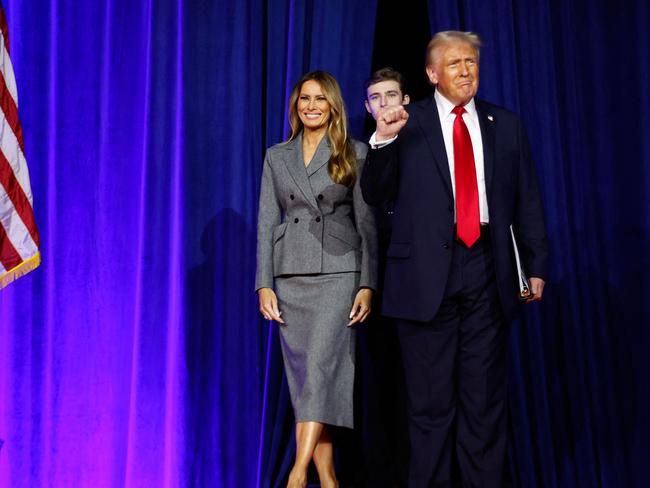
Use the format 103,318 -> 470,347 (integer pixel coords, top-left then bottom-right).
397,232 -> 508,488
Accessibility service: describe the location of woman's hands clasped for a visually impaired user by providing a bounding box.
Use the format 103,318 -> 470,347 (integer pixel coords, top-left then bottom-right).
258,287 -> 285,324
348,288 -> 373,326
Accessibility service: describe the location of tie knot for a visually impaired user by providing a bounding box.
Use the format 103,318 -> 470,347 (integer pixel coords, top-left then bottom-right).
452,105 -> 466,116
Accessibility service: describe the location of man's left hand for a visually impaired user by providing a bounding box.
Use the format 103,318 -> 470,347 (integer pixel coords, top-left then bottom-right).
525,277 -> 545,303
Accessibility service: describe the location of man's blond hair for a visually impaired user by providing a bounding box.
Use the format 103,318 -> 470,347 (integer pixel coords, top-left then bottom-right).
425,30 -> 482,68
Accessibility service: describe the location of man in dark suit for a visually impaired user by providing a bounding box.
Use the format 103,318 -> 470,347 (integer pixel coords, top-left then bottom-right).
361,31 -> 548,487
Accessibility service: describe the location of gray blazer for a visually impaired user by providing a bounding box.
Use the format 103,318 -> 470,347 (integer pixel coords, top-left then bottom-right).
255,133 -> 377,291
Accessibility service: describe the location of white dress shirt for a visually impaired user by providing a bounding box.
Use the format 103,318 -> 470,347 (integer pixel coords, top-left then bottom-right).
369,91 -> 490,223
435,91 -> 489,224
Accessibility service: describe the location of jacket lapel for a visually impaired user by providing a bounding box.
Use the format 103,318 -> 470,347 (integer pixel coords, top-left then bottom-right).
281,133 -> 319,210
414,95 -> 454,200
305,135 -> 331,177
476,100 -> 495,197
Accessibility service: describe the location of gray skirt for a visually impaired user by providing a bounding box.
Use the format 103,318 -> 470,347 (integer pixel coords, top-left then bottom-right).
275,272 -> 359,428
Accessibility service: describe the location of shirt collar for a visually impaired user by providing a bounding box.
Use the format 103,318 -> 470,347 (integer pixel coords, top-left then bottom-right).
434,90 -> 477,121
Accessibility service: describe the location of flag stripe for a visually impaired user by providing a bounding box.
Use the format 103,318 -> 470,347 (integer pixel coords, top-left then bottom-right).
0,31 -> 19,108
0,69 -> 24,151
0,125 -> 38,246
0,4 -> 9,55
0,110 -> 32,206
0,154 -> 39,249
0,218 -> 22,271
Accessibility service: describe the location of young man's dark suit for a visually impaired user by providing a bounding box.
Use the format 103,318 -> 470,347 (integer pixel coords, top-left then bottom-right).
361,93 -> 548,487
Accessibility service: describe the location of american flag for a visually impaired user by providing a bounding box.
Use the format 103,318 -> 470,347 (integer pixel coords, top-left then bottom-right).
0,3 -> 40,289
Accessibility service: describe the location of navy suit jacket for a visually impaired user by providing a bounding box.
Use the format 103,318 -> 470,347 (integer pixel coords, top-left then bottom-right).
361,94 -> 548,323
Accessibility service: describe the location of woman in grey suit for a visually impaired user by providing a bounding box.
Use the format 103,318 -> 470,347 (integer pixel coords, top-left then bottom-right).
256,71 -> 377,488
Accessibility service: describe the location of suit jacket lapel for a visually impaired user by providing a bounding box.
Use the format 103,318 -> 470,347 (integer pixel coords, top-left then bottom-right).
476,100 -> 496,197
281,133 -> 319,210
305,135 -> 331,177
414,95 -> 454,200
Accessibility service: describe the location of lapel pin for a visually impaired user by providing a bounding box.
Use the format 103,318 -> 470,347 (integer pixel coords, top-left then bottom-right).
487,114 -> 494,122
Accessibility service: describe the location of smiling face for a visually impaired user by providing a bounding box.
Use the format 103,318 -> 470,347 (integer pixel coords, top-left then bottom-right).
297,79 -> 331,132
425,40 -> 479,106
365,80 -> 409,120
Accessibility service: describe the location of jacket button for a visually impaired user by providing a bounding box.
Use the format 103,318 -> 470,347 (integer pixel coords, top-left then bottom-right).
315,216 -> 321,222
442,242 -> 450,249
294,218 -> 299,223
290,194 -> 295,200
318,194 -> 323,200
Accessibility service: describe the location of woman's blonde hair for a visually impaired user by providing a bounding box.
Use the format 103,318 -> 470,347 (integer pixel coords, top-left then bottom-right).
287,71 -> 356,187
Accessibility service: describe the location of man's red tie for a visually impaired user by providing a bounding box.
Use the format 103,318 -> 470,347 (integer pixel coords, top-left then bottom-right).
452,105 -> 480,247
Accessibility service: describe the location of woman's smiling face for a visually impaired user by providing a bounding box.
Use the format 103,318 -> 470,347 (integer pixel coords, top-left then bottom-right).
297,80 -> 331,132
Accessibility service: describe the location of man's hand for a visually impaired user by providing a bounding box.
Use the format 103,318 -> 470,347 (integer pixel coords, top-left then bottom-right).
524,277 -> 545,303
376,105 -> 409,142
258,287 -> 285,323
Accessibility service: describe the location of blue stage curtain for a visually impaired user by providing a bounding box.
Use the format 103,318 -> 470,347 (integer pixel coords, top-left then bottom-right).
0,0 -> 376,486
0,0 -> 648,487
427,0 -> 650,486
